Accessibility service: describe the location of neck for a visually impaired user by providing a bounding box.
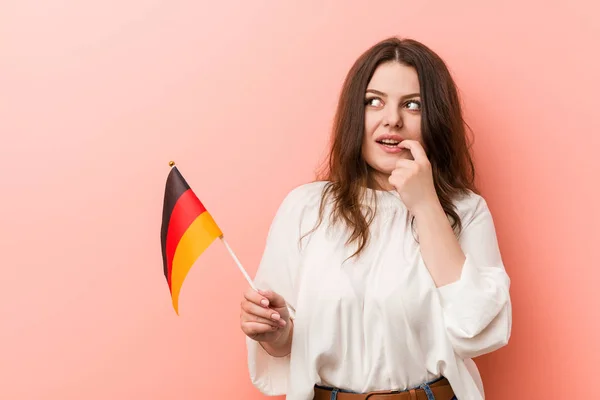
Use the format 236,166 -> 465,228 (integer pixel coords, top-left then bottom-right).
367,170 -> 394,191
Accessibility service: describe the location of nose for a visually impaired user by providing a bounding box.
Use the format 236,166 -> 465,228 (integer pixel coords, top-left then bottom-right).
383,106 -> 402,129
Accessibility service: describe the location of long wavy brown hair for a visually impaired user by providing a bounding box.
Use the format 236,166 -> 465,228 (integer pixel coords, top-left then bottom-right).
312,36 -> 479,259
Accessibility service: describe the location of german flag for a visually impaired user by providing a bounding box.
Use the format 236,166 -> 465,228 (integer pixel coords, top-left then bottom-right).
160,162 -> 223,314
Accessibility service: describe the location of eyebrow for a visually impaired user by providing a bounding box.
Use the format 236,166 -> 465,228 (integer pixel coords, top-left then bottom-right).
365,89 -> 420,100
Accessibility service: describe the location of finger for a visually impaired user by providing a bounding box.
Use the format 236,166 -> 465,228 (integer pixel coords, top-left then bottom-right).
389,171 -> 405,182
258,289 -> 287,308
242,312 -> 285,327
242,299 -> 283,322
244,287 -> 270,308
242,322 -> 279,336
394,159 -> 415,169
399,140 -> 428,163
388,175 -> 405,189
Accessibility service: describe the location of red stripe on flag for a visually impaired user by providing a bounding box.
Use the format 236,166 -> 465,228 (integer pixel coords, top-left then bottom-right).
165,189 -> 207,288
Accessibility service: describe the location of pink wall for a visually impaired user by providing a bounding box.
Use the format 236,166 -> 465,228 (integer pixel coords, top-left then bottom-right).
1,1 -> 598,399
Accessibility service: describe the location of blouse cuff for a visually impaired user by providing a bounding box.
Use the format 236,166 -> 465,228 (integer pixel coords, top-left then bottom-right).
436,254 -> 483,307
246,336 -> 290,395
436,254 -> 509,339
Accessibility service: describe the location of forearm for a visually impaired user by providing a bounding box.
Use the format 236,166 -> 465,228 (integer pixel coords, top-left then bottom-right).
413,201 -> 465,287
259,320 -> 294,357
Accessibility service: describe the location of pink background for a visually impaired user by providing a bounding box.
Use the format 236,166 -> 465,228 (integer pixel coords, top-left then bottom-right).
1,1 -> 598,399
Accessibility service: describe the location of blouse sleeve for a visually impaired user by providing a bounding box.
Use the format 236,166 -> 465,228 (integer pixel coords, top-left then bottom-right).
436,195 -> 512,360
245,187 -> 305,395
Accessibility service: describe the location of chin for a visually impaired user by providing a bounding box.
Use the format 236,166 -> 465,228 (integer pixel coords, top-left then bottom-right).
370,161 -> 396,176
364,151 -> 407,176
380,156 -> 403,170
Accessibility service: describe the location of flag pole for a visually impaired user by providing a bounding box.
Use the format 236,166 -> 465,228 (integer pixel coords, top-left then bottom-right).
219,235 -> 257,291
219,234 -> 296,320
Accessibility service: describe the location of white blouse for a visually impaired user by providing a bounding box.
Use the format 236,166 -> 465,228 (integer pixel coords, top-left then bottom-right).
246,181 -> 511,400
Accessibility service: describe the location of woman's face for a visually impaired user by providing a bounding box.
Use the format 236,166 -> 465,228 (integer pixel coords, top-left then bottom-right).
361,61 -> 423,189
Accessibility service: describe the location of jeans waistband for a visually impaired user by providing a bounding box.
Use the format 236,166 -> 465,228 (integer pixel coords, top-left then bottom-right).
314,376 -> 453,400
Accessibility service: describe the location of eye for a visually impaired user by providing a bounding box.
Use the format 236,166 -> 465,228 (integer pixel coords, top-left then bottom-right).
365,97 -> 383,107
405,99 -> 421,111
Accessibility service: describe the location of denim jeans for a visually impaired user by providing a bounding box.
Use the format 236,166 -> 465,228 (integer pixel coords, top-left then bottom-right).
317,376 -> 457,400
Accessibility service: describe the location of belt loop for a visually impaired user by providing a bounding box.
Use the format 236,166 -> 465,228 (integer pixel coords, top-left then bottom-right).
330,388 -> 338,400
419,382 -> 435,400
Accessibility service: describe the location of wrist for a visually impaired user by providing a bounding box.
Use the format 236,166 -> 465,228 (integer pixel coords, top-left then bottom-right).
411,197 -> 444,220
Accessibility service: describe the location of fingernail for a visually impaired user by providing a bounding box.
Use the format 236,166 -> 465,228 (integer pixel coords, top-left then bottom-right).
271,313 -> 280,320
279,319 -> 287,326
261,299 -> 269,307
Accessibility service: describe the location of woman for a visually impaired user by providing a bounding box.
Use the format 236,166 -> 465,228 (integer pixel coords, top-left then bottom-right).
239,36 -> 511,400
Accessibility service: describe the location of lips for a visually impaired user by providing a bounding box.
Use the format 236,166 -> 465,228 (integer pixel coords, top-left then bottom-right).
373,133 -> 405,154
375,133 -> 404,147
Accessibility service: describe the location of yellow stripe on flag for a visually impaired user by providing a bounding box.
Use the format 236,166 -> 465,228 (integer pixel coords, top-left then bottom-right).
170,211 -> 223,314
